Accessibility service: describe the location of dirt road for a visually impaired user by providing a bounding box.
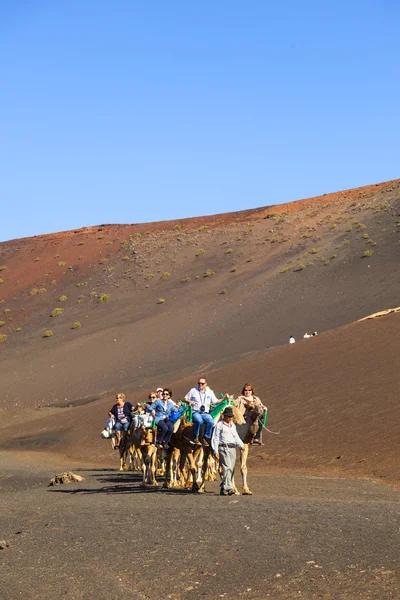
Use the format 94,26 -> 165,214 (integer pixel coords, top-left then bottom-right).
0,454 -> 398,600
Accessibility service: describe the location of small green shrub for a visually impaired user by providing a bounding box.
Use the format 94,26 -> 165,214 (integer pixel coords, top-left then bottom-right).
38,288 -> 47,294
230,266 -> 237,272
331,254 -> 337,259
173,224 -> 181,231
77,298 -> 84,304
181,277 -> 191,283
225,248 -> 233,254
72,321 -> 81,329
160,272 -> 171,280
198,226 -> 208,231
195,275 -> 200,279
363,233 -> 369,239
98,234 -> 105,240
0,334 -> 7,342
4,308 -> 10,314
247,256 -> 254,262
43,330 -> 53,338
358,223 -> 367,230
90,291 -> 97,298
99,257 -> 108,264
296,263 -> 305,271
363,249 -> 374,257
58,261 -> 66,267
35,257 -> 41,262
145,273 -> 155,280
157,298 -> 165,304
196,249 -> 206,256
346,226 -> 352,232
76,282 -> 87,287
59,295 -> 67,302
203,269 -> 215,277
98,293 -> 111,303
78,256 -> 84,260
0,266 -> 6,271
324,260 -> 330,265
0,321 -> 5,327
15,327 -> 22,332
122,256 -> 131,262
280,266 -> 291,273
51,280 -> 57,285
29,288 -> 39,296
219,289 -> 227,294
0,279 -> 4,285
310,248 -> 318,254
51,308 -> 64,317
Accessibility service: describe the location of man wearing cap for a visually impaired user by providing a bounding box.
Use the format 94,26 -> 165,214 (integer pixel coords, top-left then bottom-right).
156,387 -> 164,400
184,377 -> 220,446
211,406 -> 244,496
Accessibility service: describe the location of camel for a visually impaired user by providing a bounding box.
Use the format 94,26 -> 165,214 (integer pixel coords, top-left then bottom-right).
119,426 -> 158,486
230,397 -> 265,495
163,416 -> 206,492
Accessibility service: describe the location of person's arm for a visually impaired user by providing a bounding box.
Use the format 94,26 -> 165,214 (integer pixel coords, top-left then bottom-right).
183,390 -> 195,406
211,422 -> 220,457
147,400 -> 157,413
210,390 -> 221,405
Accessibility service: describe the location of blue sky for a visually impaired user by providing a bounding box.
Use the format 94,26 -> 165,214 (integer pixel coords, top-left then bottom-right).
1,1 -> 399,242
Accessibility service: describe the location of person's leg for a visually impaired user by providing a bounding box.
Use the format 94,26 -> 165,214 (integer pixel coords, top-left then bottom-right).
157,420 -> 168,445
203,413 -> 214,439
164,419 -> 174,444
219,447 -> 235,493
114,421 -> 123,445
192,412 -> 203,438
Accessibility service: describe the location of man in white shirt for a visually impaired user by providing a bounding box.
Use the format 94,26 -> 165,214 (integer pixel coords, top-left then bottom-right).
184,377 -> 220,446
211,406 -> 244,496
289,335 -> 295,344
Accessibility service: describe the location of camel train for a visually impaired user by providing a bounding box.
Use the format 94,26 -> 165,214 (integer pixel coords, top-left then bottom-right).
107,390 -> 266,496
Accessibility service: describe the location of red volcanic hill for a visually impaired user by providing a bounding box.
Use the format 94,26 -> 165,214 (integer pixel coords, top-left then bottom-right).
0,179 -> 399,483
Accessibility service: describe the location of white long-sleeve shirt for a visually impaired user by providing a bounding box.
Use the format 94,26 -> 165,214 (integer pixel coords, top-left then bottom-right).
185,386 -> 219,413
211,420 -> 244,454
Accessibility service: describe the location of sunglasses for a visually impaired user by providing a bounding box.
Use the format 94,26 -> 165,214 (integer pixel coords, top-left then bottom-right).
244,389 -> 253,392
162,393 -> 170,396
198,382 -> 206,385
150,396 -> 156,399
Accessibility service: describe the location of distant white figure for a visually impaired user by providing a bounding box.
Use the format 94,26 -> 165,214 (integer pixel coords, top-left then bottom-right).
312,331 -> 318,336
303,333 -> 311,339
289,335 -> 296,344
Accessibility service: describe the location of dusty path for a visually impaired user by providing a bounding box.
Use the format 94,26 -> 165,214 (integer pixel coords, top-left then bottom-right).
1,454 -> 398,600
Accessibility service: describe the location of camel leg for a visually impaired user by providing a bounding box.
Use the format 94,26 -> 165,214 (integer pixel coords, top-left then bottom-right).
240,444 -> 252,495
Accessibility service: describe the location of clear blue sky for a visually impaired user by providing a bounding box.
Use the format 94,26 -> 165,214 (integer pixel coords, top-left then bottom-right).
1,1 -> 399,242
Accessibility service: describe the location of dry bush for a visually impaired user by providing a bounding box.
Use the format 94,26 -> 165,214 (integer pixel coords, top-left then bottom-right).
160,272 -> 170,280
29,288 -> 39,296
203,269 -> 215,277
0,279 -> 4,285
280,266 -> 291,273
157,298 -> 165,304
219,289 -> 227,294
98,293 -> 110,303
38,288 -> 47,294
15,327 -> 22,332
0,266 -> 6,271
51,280 -> 57,285
0,334 -> 7,342
181,277 -> 191,283
59,295 -> 68,302
58,261 -> 66,267
145,273 -> 155,280
364,249 -> 374,257
35,257 -> 41,262
247,256 -> 254,262
196,249 -> 206,256
230,266 -> 237,272
43,330 -> 53,338
0,321 -> 5,327
198,226 -> 208,231
72,321 -> 81,329
225,248 -> 233,254
4,308 -> 10,314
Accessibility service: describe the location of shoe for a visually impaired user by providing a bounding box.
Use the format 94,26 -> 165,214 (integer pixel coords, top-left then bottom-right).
253,439 -> 264,446
114,445 -> 119,450
228,489 -> 240,496
163,442 -> 170,450
219,489 -> 228,496
190,436 -> 201,445
202,438 -> 210,447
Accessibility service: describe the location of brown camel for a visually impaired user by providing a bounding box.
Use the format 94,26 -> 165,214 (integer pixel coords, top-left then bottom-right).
119,426 -> 158,486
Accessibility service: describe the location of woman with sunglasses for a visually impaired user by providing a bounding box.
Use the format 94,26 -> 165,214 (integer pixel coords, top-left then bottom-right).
236,384 -> 267,445
146,388 -> 178,449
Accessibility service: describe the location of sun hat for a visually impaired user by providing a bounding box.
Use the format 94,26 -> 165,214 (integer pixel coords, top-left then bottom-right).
223,406 -> 234,417
156,387 -> 163,392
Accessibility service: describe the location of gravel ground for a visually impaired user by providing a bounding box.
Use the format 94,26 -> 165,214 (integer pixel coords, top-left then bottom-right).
0,457 -> 399,600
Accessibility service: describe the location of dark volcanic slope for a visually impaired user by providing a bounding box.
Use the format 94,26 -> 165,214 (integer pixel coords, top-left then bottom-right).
0,179 -> 399,409
1,311 -> 399,483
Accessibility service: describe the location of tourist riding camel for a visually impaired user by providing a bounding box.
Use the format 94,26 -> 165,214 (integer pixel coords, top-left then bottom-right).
108,393 -> 133,448
184,377 -> 221,446
147,388 -> 178,449
211,406 -> 243,496
235,384 -> 267,445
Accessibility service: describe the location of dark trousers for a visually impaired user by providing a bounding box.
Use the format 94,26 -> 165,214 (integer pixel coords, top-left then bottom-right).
157,419 -> 174,444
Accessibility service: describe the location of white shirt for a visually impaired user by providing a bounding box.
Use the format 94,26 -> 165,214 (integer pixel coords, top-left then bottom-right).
185,386 -> 219,413
289,337 -> 295,344
211,420 -> 244,454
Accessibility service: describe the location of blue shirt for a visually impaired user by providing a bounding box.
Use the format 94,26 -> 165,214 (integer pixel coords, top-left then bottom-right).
147,398 -> 176,424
